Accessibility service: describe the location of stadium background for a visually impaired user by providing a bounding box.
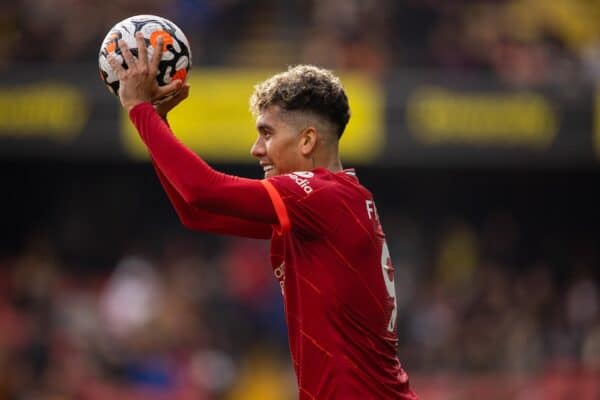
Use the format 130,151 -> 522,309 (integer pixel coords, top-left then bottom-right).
1,1 -> 599,399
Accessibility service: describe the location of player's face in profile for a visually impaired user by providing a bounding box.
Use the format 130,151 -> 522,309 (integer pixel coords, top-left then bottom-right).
251,106 -> 306,178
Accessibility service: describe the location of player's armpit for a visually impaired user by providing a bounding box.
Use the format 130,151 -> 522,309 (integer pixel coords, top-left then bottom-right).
152,160 -> 272,239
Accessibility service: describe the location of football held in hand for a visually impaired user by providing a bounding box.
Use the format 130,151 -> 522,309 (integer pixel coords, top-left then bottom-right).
98,15 -> 192,99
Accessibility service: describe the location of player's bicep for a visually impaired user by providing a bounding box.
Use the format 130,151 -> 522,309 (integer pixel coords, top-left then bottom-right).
153,161 -> 272,238
185,175 -> 280,226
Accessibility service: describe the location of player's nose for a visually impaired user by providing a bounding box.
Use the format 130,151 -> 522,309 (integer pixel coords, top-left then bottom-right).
250,136 -> 265,158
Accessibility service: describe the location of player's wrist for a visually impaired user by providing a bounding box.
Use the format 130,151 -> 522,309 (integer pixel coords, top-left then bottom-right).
128,101 -> 154,119
157,111 -> 169,123
153,105 -> 168,121
126,100 -> 152,113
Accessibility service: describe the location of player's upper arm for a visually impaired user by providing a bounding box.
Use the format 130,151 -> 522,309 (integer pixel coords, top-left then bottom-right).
182,173 -> 280,227
153,160 -> 273,239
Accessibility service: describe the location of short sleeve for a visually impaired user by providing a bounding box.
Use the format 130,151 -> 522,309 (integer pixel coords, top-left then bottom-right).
261,171 -> 339,236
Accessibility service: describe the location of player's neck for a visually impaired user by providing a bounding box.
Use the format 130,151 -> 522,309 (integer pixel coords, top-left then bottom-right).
312,156 -> 343,173
326,159 -> 343,173
308,146 -> 342,172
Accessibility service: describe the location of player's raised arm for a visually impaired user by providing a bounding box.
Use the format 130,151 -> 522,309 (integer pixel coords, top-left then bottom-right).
143,85 -> 273,239
110,34 -> 280,226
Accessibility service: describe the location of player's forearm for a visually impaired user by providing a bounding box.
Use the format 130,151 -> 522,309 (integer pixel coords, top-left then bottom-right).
130,102 -> 217,203
129,102 -> 277,224
151,159 -> 203,227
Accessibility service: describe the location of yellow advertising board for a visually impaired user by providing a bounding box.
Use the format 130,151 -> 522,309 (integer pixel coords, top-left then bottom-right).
0,83 -> 89,140
121,69 -> 385,163
406,86 -> 558,149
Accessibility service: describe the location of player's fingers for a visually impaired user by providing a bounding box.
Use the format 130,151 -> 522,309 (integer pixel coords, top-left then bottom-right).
135,32 -> 148,69
179,84 -> 190,100
107,54 -> 126,78
164,84 -> 189,104
118,39 -> 136,69
150,36 -> 163,73
153,79 -> 183,100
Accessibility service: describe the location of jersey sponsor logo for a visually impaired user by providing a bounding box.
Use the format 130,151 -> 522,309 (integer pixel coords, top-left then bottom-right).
287,172 -> 313,193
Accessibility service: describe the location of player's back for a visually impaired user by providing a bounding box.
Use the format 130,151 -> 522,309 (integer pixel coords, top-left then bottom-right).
264,168 -> 417,400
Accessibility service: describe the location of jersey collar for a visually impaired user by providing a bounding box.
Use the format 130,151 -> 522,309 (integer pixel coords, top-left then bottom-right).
339,168 -> 359,182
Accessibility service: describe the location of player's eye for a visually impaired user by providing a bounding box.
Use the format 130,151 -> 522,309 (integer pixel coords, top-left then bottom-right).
260,130 -> 272,139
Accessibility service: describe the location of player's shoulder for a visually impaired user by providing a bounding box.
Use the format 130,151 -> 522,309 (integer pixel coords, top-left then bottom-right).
266,169 -> 326,196
267,167 -> 368,198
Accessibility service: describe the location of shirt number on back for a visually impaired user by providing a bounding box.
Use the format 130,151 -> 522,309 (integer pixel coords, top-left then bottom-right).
381,240 -> 398,333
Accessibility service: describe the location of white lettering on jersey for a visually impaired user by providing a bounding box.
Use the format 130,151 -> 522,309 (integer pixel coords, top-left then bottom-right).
366,200 -> 379,221
293,171 -> 314,178
288,172 -> 313,194
381,241 -> 398,332
273,262 -> 285,296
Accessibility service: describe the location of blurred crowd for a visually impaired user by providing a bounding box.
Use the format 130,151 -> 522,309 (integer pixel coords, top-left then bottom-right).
1,1 -> 600,399
390,213 -> 599,372
4,0 -> 600,84
0,233 -> 294,400
0,166 -> 598,399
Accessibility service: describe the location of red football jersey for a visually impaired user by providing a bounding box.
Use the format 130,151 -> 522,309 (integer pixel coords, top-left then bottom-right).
262,168 -> 417,400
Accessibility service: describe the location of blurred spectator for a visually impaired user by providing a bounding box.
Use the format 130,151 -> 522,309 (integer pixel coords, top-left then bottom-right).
4,0 -> 600,85
1,185 -> 598,398
301,0 -> 390,75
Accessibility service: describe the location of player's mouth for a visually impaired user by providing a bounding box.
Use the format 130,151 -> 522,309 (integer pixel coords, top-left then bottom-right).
261,163 -> 274,172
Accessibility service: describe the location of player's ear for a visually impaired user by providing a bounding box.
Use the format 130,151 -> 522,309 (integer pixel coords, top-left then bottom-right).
299,127 -> 318,156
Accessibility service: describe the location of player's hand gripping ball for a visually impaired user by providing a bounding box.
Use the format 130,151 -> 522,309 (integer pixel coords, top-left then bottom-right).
98,15 -> 191,102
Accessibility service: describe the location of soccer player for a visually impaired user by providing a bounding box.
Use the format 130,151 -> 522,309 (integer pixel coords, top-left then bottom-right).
108,32 -> 418,399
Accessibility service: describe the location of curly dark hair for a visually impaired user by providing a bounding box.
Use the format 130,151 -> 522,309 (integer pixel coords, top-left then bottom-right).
250,65 -> 351,138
